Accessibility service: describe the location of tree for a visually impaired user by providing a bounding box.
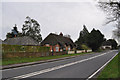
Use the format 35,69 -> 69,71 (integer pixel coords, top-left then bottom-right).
75,25 -> 89,50
64,34 -> 71,38
6,33 -> 13,38
6,24 -> 22,38
99,0 -> 120,44
81,25 -> 89,38
22,16 -> 42,43
108,39 -> 118,49
86,28 -> 105,51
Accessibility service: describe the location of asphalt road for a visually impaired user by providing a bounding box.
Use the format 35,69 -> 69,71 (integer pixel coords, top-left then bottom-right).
2,50 -> 118,79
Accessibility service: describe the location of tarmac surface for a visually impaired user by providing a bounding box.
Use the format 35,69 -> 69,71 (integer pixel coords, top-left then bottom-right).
2,50 -> 118,79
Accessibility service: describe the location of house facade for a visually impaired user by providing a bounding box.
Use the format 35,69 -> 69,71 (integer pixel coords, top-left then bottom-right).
41,33 -> 76,52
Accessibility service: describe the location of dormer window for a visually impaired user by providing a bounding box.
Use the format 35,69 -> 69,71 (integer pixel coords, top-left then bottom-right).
56,47 -> 59,52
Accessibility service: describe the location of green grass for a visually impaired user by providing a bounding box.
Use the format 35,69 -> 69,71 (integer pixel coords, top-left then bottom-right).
2,52 -> 92,66
97,52 -> 120,80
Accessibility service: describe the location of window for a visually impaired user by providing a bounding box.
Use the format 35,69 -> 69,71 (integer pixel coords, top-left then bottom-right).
56,47 -> 59,52
68,47 -> 70,51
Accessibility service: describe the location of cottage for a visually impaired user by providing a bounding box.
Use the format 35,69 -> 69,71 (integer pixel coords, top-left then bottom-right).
4,36 -> 39,46
41,33 -> 76,52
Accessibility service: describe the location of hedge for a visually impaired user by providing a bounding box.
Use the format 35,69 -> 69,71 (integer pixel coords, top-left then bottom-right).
2,44 -> 50,58
2,44 -> 50,53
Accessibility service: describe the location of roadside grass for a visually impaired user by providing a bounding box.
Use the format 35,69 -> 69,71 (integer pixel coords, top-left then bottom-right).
97,52 -> 120,80
2,52 -> 92,66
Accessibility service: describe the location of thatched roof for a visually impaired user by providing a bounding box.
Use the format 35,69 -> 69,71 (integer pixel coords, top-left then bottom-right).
4,36 -> 39,46
41,33 -> 76,48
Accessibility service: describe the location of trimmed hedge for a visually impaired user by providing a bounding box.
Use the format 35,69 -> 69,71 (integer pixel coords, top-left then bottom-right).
2,44 -> 50,58
2,44 -> 50,53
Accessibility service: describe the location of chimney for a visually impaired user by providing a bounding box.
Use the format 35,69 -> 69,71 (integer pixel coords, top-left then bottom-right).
59,32 -> 63,36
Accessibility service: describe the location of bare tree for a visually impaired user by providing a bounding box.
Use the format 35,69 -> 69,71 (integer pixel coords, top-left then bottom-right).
99,0 -> 120,43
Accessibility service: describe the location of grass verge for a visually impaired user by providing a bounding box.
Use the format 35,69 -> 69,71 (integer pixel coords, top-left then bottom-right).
97,52 -> 120,80
2,52 -> 92,66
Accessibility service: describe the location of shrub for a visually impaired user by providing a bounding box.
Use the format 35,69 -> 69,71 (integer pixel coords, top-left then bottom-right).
81,44 -> 90,50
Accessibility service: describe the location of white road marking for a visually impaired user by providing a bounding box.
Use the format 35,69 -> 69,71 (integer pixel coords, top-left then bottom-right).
11,50 -> 115,79
2,51 -> 101,71
86,51 -> 118,80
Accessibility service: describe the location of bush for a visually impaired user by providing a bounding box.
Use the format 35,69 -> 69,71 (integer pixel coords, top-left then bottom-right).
81,44 -> 90,50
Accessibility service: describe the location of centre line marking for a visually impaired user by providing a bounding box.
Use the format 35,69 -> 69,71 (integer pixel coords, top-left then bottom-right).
10,51 -> 113,79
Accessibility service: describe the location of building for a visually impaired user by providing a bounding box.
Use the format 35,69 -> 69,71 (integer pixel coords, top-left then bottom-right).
0,39 -> 3,44
101,41 -> 112,49
41,33 -> 76,52
0,39 -> 6,44
4,36 -> 39,46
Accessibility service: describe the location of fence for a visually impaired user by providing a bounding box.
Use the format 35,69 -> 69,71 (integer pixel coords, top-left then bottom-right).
87,50 -> 92,52
68,50 -> 92,54
68,51 -> 75,54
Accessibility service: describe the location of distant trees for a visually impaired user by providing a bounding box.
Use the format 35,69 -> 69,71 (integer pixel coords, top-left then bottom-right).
99,0 -> 120,44
75,25 -> 89,50
75,25 -> 105,51
6,16 -> 42,43
22,16 -> 42,43
86,28 -> 105,51
64,34 -> 71,38
6,24 -> 22,38
107,39 -> 118,49
6,33 -> 13,38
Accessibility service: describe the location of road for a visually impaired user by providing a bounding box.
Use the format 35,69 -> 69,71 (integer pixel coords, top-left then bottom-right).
2,50 -> 118,79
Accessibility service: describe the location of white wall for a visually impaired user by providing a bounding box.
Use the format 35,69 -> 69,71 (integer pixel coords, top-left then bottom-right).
68,49 -> 92,54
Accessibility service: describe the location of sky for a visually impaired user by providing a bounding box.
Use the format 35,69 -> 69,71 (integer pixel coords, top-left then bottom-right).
1,0 -> 117,42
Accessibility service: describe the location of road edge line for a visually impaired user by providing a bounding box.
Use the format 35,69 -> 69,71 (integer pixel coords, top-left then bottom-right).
2,52 -> 94,70
11,51 -> 110,79
86,52 -> 118,80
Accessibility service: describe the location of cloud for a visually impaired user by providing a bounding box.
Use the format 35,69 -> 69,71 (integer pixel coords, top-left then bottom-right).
2,2 -> 114,42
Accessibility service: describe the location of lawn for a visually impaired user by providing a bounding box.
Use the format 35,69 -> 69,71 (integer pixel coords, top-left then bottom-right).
2,52 -> 92,65
97,52 -> 120,80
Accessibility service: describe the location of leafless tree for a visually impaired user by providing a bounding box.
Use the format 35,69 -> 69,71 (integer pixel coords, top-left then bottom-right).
99,0 -> 120,43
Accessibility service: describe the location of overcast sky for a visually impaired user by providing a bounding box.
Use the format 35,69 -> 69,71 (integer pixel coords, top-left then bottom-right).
1,0 -> 116,42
